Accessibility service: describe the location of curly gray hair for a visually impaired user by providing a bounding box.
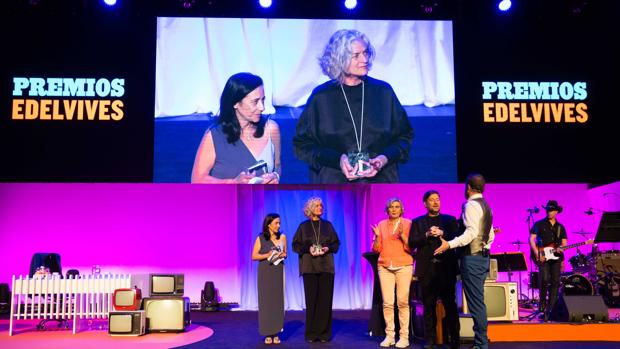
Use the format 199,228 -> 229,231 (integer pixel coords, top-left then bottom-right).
318,29 -> 375,83
303,196 -> 323,218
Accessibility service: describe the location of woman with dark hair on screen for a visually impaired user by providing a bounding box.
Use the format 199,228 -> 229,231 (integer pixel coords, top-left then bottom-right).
293,29 -> 413,183
252,213 -> 287,345
192,72 -> 281,184
292,197 -> 340,343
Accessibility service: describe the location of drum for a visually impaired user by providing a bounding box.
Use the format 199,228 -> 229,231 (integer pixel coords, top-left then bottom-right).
569,253 -> 594,274
561,273 -> 594,296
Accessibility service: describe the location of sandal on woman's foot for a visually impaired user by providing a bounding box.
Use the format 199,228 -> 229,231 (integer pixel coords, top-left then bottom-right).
264,337 -> 273,344
273,336 -> 281,344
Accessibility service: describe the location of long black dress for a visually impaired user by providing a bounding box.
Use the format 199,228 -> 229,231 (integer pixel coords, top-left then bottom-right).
293,76 -> 413,183
292,219 -> 340,341
257,234 -> 285,336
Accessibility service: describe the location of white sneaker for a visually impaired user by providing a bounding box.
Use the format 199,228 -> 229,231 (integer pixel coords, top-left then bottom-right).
379,336 -> 395,347
395,338 -> 410,348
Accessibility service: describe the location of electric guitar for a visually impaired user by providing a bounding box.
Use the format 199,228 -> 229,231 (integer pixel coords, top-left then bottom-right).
533,239 -> 594,264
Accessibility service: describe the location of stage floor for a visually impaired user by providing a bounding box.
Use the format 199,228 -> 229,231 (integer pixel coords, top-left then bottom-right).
2,310 -> 620,348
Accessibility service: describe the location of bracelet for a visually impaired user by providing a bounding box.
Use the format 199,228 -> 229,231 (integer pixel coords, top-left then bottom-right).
273,171 -> 280,181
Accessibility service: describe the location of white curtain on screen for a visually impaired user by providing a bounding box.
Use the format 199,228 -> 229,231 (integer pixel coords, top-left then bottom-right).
155,18 -> 455,118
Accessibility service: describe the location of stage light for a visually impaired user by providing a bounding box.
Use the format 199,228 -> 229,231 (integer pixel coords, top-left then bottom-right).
344,0 -> 357,10
420,0 -> 439,14
201,281 -> 219,312
259,0 -> 272,8
103,0 -> 117,6
179,0 -> 197,9
498,0 -> 512,12
568,0 -> 588,16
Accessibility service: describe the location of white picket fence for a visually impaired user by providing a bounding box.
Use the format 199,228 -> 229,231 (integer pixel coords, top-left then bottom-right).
9,274 -> 131,336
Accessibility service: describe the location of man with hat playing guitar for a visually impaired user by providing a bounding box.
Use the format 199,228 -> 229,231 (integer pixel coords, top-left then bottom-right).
529,200 -> 567,321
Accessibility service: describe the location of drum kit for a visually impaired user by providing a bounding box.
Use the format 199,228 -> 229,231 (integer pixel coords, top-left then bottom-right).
560,230 -> 620,307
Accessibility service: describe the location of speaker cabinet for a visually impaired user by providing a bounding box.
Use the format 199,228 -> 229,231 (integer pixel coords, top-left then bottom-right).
550,295 -> 608,322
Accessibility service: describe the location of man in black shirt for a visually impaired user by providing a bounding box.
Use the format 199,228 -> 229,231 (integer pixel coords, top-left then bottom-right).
410,190 -> 460,349
529,200 -> 567,321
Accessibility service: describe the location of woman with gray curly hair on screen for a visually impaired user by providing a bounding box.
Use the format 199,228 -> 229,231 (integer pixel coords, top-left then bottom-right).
292,197 -> 340,343
293,29 -> 413,184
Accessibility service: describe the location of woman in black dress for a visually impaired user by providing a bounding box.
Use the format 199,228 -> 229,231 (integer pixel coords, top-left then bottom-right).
293,29 -> 413,183
292,197 -> 340,342
252,213 -> 287,344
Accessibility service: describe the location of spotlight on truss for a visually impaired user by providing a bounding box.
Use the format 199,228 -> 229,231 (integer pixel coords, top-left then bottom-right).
344,0 -> 357,10
259,0 -> 272,8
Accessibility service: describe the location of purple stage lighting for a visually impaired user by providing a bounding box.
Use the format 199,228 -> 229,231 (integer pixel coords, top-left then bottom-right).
498,0 -> 512,12
259,0 -> 272,8
344,0 -> 357,10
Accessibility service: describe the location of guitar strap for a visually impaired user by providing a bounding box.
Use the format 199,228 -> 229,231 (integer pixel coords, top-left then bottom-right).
553,223 -> 560,244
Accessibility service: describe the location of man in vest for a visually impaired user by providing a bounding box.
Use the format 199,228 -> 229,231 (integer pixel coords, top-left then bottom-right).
434,173 -> 495,349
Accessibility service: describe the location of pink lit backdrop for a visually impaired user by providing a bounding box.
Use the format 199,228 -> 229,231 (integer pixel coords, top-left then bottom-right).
0,182 -> 618,309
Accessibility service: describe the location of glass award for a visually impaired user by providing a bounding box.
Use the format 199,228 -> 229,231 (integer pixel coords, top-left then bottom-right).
311,243 -> 324,255
347,151 -> 370,176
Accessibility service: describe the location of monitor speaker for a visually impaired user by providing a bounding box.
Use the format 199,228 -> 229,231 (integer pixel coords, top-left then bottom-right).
550,295 -> 608,322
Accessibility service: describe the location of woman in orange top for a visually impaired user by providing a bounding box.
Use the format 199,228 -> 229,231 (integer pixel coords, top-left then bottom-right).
372,198 -> 413,348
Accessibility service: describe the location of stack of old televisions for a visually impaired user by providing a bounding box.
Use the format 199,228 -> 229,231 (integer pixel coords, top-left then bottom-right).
108,274 -> 190,336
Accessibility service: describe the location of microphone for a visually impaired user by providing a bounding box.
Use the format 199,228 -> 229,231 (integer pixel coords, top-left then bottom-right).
584,208 -> 594,215
526,206 -> 539,214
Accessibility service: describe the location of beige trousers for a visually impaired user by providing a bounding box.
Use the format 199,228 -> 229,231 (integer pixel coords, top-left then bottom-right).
378,264 -> 412,339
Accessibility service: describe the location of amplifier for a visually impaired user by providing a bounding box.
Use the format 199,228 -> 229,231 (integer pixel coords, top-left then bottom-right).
596,253 -> 620,275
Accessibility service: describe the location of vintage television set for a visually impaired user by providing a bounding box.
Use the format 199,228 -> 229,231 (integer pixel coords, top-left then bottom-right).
113,287 -> 142,311
108,310 -> 146,336
462,281 -> 518,321
150,274 -> 184,296
142,296 -> 191,332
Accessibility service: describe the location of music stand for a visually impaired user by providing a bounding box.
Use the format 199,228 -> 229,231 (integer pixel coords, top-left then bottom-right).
595,211 -> 620,243
491,252 -> 528,281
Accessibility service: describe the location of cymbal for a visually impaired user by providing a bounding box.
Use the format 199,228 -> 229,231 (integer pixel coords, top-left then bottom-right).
572,230 -> 593,235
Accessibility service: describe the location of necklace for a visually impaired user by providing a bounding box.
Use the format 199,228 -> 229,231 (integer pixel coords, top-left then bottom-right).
269,232 -> 281,250
340,80 -> 364,154
310,219 -> 321,245
241,124 -> 256,141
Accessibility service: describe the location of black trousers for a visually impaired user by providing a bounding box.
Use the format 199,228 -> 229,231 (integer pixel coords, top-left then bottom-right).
539,259 -> 562,313
302,273 -> 335,341
419,262 -> 460,347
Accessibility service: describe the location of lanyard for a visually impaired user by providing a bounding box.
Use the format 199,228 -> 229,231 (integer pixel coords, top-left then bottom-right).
310,219 -> 321,245
340,80 -> 365,153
